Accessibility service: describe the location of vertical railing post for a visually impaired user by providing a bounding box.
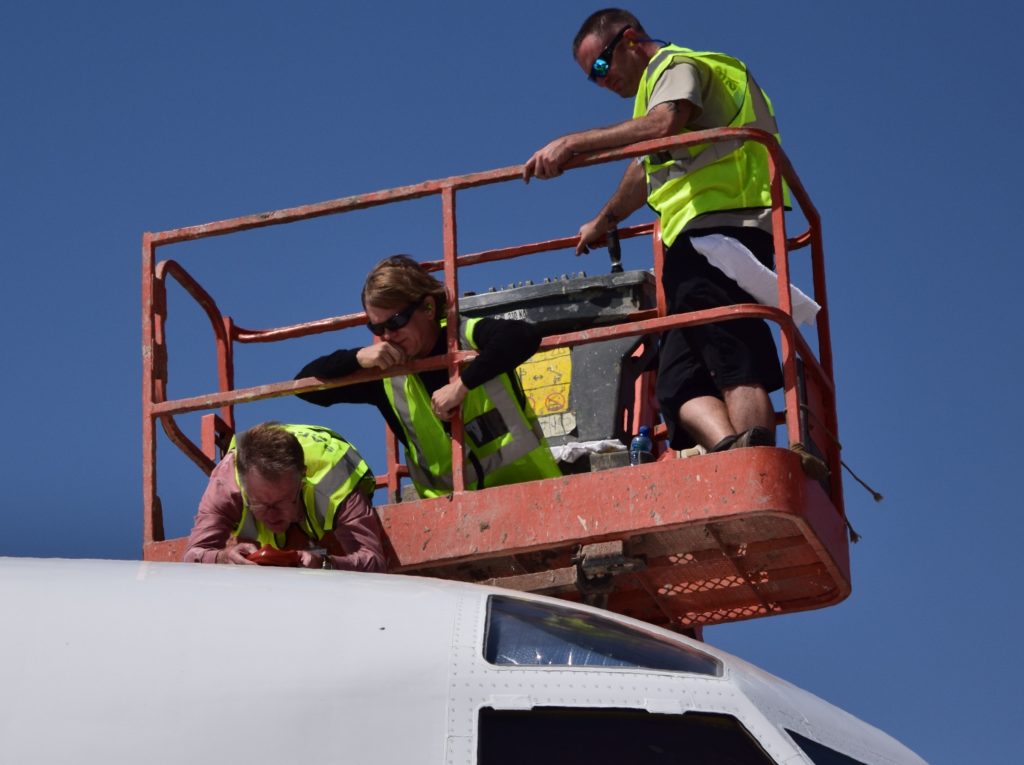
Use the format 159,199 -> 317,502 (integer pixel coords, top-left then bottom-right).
220,315 -> 236,434
808,221 -> 843,509
141,232 -> 163,547
441,185 -> 465,493
652,221 -> 668,318
385,427 -> 402,502
810,225 -> 833,380
766,146 -> 800,447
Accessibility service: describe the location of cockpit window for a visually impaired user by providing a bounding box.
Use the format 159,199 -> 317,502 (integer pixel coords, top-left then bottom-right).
484,595 -> 721,675
479,708 -> 777,764
786,731 -> 868,765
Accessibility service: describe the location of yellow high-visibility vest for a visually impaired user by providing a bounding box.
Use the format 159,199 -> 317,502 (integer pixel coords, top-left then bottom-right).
634,45 -> 787,247
383,317 -> 561,498
232,424 -> 373,549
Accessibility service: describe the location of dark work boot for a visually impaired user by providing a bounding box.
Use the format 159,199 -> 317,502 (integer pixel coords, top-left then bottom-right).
710,434 -> 738,453
730,426 -> 775,449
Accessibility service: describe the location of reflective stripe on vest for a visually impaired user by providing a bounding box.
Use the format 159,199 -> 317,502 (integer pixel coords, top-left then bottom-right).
384,317 -> 557,497
385,383 -> 452,494
232,425 -> 372,548
634,46 -> 785,246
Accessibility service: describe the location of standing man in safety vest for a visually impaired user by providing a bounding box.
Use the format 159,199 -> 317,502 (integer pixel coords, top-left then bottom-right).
183,422 -> 386,571
524,8 -> 785,455
296,255 -> 561,499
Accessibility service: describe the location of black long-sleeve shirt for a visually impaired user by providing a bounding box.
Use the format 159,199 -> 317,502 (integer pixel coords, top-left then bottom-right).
294,317 -> 541,449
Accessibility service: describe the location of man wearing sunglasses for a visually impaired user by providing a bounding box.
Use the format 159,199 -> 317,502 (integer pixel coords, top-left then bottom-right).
523,8 -> 786,456
295,255 -> 561,499
183,422 -> 386,571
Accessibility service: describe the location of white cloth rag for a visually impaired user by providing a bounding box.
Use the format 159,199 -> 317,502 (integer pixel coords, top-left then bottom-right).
550,439 -> 626,464
689,233 -> 821,327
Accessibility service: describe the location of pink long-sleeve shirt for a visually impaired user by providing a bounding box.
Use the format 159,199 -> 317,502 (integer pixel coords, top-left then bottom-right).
182,452 -> 387,572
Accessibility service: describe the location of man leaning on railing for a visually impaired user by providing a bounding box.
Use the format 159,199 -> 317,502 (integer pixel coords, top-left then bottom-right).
524,7 -> 787,456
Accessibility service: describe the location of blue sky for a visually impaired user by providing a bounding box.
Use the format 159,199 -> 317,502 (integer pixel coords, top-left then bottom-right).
2,2 -> 1020,761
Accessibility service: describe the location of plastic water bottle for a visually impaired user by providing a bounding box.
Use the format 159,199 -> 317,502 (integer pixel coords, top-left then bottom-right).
629,426 -> 653,466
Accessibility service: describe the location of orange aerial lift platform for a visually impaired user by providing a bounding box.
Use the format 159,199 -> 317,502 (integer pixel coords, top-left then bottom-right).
142,128 -> 848,634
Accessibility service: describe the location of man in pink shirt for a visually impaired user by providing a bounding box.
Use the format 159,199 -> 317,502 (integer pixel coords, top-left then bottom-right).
183,422 -> 386,572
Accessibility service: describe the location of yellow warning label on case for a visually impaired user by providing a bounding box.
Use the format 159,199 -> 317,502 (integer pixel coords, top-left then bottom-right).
517,347 -> 572,415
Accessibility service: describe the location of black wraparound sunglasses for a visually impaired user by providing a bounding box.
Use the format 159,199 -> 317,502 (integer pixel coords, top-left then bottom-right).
589,25 -> 631,81
367,297 -> 425,336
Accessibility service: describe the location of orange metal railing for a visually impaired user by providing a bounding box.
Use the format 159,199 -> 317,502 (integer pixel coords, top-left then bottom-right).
142,127 -> 840,551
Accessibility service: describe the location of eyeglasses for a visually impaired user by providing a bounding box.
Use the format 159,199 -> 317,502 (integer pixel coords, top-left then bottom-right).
247,483 -> 303,515
589,25 -> 631,81
367,297 -> 424,336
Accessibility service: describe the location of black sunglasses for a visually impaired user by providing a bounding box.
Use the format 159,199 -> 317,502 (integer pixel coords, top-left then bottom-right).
367,297 -> 425,336
589,25 -> 631,81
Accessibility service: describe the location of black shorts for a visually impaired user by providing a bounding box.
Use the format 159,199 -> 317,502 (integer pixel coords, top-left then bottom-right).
656,226 -> 784,449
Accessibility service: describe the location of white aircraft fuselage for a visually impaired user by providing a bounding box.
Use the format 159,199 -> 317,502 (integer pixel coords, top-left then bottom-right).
0,558 -> 924,764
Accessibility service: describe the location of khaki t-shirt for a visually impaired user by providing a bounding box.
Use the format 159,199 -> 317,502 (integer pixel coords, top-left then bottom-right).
645,59 -> 771,234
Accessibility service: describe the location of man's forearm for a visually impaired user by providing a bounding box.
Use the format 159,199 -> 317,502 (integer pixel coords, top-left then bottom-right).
525,102 -> 686,183
565,105 -> 681,157
182,519 -> 233,563
462,319 -> 541,389
183,457 -> 244,564
597,161 -> 648,226
182,537 -> 227,564
328,491 -> 387,573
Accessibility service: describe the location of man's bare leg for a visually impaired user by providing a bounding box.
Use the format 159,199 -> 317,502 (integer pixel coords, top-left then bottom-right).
678,395 -> 737,451
722,383 -> 775,440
